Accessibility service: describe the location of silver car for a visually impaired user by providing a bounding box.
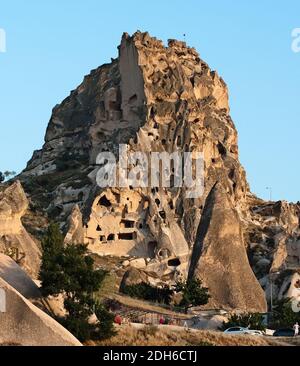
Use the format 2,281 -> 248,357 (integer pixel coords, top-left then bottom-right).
224,326 -> 263,336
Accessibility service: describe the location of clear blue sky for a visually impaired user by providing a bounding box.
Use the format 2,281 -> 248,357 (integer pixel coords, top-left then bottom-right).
0,0 -> 299,202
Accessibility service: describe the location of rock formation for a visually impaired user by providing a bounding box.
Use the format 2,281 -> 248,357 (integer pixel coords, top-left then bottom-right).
188,183 -> 266,311
18,31 -> 300,312
0,276 -> 81,346
0,181 -> 41,278
0,254 -> 40,299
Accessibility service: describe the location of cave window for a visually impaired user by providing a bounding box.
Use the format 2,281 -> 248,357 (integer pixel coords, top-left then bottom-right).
150,106 -> 155,118
170,173 -> 175,188
229,169 -> 235,180
211,158 -> 216,163
121,219 -> 135,228
162,139 -> 166,145
97,132 -> 105,141
159,210 -> 166,220
128,94 -> 137,104
98,195 -> 112,207
154,122 -> 159,129
118,232 -> 137,240
99,235 -> 106,242
217,142 -> 227,157
158,248 -> 171,259
107,234 -> 115,241
177,136 -> 181,146
168,200 -> 174,210
167,258 -> 181,267
109,101 -> 121,111
96,225 -> 102,232
155,198 -> 160,207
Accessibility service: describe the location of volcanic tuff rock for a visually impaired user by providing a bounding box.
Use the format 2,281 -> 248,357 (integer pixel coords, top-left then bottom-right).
0,181 -> 41,278
0,254 -> 41,299
18,31 -> 299,312
0,276 -> 81,346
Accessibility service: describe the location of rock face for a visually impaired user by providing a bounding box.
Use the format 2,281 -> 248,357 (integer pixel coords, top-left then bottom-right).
64,204 -> 85,244
0,181 -> 41,278
0,254 -> 40,299
245,197 -> 300,306
19,31 -> 287,312
0,276 -> 81,346
188,183 -> 266,312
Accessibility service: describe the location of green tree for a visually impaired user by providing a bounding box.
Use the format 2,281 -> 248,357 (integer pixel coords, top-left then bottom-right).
222,312 -> 266,331
0,172 -> 4,183
272,298 -> 300,328
174,278 -> 210,313
39,223 -> 115,341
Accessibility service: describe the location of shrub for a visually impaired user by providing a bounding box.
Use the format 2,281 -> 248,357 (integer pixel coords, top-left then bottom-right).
222,312 -> 266,331
122,282 -> 173,305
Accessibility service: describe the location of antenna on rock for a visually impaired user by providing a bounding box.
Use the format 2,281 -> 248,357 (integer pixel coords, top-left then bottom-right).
266,186 -> 273,201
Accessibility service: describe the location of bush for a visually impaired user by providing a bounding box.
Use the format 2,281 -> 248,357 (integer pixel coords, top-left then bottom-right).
222,312 -> 266,331
122,282 -> 173,305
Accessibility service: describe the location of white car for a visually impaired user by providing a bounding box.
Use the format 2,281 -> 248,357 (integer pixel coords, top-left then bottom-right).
223,326 -> 263,336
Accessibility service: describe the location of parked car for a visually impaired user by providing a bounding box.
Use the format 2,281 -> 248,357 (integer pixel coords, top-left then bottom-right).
223,327 -> 263,336
273,328 -> 295,337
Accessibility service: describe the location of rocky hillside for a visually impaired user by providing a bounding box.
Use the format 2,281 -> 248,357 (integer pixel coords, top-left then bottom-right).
15,31 -> 300,312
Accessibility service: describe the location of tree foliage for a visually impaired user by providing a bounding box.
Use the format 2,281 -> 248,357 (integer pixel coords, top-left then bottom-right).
222,312 -> 266,331
122,282 -> 173,305
174,278 -> 210,313
272,298 -> 300,328
39,223 -> 115,341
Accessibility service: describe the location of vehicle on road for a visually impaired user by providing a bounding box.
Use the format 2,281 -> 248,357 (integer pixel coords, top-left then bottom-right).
273,328 -> 295,337
223,327 -> 263,336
